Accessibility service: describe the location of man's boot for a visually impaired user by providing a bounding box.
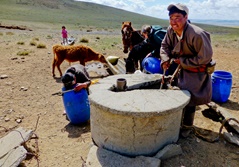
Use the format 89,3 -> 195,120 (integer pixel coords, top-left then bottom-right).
181,106 -> 196,137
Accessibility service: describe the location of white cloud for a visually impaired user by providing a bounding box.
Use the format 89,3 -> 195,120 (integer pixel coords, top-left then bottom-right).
75,0 -> 239,20
186,0 -> 239,20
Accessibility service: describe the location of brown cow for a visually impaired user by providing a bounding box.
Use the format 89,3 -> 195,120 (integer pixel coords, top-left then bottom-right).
52,44 -> 107,77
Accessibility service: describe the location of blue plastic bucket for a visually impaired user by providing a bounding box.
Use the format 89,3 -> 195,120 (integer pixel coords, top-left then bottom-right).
142,57 -> 163,74
62,88 -> 90,124
211,70 -> 232,103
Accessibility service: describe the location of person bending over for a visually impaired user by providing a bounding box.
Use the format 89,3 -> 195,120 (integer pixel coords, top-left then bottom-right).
61,64 -> 91,94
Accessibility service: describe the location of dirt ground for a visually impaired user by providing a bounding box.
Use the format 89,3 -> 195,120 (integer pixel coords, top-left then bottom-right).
0,26 -> 239,167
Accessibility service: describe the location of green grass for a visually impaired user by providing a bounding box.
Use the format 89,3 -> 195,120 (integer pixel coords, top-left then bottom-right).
0,0 -> 168,30
79,38 -> 89,43
17,41 -> 25,45
0,0 -> 238,46
36,43 -> 46,48
17,50 -> 30,56
6,32 -> 14,35
30,41 -> 37,46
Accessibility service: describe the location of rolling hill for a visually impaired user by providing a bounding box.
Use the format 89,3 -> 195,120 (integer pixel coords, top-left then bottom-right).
0,0 -> 238,35
0,0 -> 169,30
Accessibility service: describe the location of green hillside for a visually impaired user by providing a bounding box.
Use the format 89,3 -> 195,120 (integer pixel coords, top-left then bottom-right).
0,0 -> 238,36
0,0 -> 169,30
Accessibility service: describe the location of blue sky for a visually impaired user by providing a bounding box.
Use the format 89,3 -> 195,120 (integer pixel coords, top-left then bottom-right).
75,0 -> 239,21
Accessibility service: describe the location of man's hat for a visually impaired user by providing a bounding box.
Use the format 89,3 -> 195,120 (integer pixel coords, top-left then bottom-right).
61,72 -> 75,88
167,3 -> 189,15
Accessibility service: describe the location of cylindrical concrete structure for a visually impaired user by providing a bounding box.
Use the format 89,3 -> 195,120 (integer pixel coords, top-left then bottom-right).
89,74 -> 190,157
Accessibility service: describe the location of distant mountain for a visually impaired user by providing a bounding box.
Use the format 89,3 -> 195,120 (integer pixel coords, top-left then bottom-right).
191,19 -> 239,27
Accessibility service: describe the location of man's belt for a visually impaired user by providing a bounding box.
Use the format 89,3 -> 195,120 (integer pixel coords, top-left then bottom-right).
185,65 -> 206,73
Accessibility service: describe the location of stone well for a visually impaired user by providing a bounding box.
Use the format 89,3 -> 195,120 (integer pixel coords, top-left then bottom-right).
89,74 -> 190,157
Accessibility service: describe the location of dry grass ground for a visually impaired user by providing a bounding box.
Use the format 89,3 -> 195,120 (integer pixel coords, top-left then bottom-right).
0,25 -> 239,167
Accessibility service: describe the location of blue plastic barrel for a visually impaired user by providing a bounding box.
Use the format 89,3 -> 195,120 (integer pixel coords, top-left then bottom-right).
142,57 -> 163,74
62,87 -> 90,124
211,70 -> 232,103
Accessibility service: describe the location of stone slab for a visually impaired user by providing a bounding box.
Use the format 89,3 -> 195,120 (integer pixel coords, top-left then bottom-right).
0,146 -> 27,167
0,127 -> 33,167
154,144 -> 183,160
85,145 -> 161,167
223,132 -> 239,146
85,61 -> 109,77
218,107 -> 239,133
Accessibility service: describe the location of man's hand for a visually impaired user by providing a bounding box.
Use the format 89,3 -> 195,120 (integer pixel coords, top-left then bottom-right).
162,61 -> 170,70
146,52 -> 152,58
174,58 -> 180,64
74,83 -> 87,92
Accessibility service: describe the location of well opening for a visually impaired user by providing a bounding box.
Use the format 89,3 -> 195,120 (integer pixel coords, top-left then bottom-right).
109,76 -> 177,92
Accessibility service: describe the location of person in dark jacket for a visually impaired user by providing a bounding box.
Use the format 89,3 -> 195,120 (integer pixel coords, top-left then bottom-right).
61,64 -> 91,117
142,25 -> 178,75
61,64 -> 91,94
141,25 -> 166,58
160,3 -> 213,137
